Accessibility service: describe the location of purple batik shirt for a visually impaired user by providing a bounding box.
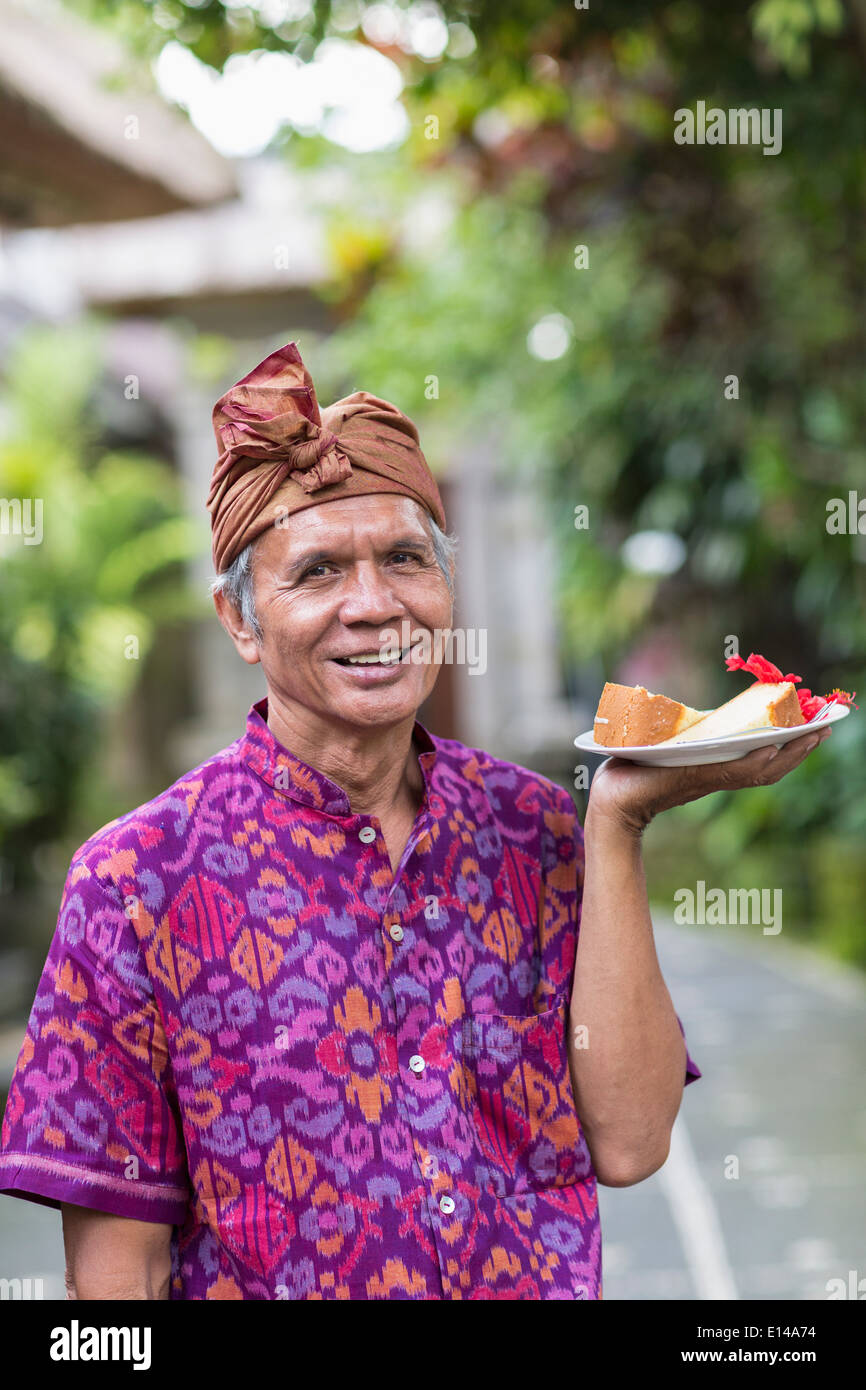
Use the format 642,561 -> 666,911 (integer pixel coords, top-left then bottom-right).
0,697 -> 700,1299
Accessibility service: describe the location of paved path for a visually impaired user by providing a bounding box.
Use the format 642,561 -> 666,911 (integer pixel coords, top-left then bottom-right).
1,917 -> 863,1301
600,915 -> 866,1300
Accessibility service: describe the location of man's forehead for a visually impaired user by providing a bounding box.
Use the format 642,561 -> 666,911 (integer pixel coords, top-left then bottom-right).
271,495 -> 432,553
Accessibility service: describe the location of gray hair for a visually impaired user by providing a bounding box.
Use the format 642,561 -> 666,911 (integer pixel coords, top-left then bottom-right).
210,515 -> 458,643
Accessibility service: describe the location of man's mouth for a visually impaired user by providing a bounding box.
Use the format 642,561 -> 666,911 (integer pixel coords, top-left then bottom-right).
332,644 -> 414,667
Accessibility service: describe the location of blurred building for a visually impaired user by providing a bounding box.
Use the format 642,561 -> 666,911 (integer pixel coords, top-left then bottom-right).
0,0 -> 236,229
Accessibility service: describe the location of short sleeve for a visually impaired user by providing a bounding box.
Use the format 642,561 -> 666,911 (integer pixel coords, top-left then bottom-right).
676,1013 -> 702,1087
0,853 -> 190,1225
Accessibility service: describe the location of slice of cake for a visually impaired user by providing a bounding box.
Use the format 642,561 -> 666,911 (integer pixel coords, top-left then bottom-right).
593,682 -> 710,747
656,681 -> 804,745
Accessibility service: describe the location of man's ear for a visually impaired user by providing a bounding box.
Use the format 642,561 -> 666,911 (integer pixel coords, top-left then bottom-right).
213,590 -> 261,666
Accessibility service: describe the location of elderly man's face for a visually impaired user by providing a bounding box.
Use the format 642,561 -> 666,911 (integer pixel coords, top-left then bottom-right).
234,493 -> 452,732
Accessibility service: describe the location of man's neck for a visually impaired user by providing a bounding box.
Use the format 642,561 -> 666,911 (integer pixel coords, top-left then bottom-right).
263,690 -> 424,818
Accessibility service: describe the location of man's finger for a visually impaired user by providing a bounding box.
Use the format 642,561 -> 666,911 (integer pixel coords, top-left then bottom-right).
727,729 -> 828,785
694,730 -> 821,791
764,727 -> 830,767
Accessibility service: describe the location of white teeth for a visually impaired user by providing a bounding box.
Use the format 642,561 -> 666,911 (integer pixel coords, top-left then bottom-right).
346,650 -> 402,665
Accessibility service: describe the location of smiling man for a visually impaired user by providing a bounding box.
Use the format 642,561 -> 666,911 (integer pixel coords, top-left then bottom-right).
0,342 -> 828,1300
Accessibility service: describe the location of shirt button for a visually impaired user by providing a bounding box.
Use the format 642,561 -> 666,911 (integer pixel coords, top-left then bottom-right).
358,826 -> 376,844
408,1054 -> 425,1074
389,923 -> 404,941
439,1195 -> 455,1215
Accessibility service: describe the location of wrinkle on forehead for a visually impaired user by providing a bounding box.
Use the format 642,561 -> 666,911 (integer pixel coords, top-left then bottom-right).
254,494 -> 434,574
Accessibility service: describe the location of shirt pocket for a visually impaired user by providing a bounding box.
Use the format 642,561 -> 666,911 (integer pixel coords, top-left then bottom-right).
205,1180 -> 297,1298
453,997 -> 593,1197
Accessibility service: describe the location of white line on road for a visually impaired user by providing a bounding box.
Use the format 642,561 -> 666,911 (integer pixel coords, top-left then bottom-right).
657,1113 -> 739,1300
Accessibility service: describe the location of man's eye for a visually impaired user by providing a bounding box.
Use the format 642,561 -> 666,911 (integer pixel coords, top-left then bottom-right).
301,564 -> 332,580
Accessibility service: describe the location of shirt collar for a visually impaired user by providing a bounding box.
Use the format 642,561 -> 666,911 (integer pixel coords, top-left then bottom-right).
240,696 -> 439,816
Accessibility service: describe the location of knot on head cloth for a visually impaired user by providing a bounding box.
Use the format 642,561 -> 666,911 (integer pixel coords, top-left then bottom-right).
207,341 -> 446,574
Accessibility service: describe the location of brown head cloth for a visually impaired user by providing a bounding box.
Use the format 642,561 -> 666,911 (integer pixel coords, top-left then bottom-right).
207,341 -> 445,573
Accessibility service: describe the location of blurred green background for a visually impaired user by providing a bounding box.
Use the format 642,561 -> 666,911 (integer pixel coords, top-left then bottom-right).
0,0 -> 864,999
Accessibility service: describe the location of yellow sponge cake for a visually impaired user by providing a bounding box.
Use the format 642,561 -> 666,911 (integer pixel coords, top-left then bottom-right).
656,681 -> 804,745
591,650 -> 851,751
593,682 -> 709,747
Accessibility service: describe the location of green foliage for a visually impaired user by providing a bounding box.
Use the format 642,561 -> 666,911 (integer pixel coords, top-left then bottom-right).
64,0 -> 855,91
0,320 -> 203,887
752,0 -> 845,76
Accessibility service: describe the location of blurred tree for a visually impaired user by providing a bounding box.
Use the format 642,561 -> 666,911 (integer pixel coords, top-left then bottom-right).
0,320 -> 203,891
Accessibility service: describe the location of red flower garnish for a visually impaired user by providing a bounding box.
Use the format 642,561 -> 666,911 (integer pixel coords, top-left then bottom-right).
798,687 -> 859,721
797,688 -> 825,721
725,653 -> 801,684
725,652 -> 858,721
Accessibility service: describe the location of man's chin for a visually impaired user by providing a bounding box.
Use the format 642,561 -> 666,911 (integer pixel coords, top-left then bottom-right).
321,669 -> 428,729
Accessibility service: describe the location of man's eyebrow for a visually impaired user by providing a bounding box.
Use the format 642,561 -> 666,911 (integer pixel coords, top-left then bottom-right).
385,536 -> 433,552
283,536 -> 432,579
282,548 -> 332,579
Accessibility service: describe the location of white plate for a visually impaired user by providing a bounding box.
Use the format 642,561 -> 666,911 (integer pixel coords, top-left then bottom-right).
574,701 -> 850,767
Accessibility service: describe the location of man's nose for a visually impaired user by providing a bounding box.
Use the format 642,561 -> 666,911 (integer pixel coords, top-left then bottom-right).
337,563 -> 405,626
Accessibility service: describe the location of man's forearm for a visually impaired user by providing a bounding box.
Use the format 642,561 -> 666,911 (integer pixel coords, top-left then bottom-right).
568,805 -> 687,1186
62,1206 -> 172,1300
